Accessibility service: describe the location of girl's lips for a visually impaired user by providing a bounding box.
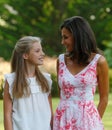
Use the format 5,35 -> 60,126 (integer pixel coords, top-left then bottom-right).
39,57 -> 44,62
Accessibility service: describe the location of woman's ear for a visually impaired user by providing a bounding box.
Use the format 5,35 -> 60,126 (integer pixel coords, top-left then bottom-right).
23,53 -> 29,59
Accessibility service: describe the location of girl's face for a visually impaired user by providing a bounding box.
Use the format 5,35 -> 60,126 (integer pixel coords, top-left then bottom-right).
24,42 -> 45,66
61,27 -> 74,52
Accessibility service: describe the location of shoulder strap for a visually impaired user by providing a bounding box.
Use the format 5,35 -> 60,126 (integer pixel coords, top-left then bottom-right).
91,54 -> 101,65
94,54 -> 101,61
58,54 -> 64,63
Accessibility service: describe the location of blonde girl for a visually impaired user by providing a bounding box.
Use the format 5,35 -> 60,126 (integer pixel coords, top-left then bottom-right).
3,36 -> 53,130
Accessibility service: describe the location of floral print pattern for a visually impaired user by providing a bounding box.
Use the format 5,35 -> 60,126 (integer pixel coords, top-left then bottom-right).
53,54 -> 104,130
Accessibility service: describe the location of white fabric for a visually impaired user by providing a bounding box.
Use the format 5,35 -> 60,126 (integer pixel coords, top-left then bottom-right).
4,72 -> 52,130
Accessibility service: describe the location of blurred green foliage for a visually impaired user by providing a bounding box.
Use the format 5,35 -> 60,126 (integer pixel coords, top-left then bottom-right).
0,0 -> 112,67
0,0 -> 112,98
51,73 -> 59,97
109,69 -> 112,92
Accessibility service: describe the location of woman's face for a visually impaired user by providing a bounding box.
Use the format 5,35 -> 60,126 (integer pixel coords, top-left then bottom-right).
61,27 -> 74,52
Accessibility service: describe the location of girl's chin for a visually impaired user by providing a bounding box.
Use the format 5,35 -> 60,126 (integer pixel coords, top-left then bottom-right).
38,63 -> 43,65
36,62 -> 44,66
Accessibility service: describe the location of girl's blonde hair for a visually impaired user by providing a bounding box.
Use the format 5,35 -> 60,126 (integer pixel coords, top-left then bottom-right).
11,36 -> 50,98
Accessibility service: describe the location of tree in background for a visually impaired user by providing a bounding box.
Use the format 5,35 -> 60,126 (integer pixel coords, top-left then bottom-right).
0,0 -> 112,67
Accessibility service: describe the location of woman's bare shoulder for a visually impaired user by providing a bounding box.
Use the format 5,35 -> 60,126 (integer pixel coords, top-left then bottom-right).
97,55 -> 108,73
98,55 -> 107,66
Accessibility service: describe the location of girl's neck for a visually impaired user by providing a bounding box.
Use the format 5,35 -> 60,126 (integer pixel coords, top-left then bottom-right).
26,72 -> 35,78
25,61 -> 36,78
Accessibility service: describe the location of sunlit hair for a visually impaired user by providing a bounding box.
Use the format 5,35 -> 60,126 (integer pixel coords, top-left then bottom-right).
60,16 -> 102,65
11,36 -> 50,98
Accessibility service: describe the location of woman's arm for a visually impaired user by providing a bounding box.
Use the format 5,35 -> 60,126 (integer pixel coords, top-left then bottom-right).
3,80 -> 13,130
97,56 -> 109,118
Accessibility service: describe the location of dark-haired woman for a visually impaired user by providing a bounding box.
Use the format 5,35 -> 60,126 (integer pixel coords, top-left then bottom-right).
53,16 -> 109,130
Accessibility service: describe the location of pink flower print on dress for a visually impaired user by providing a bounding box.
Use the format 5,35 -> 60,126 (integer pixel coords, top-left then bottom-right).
59,62 -> 64,69
59,69 -> 63,77
71,118 -> 77,129
92,86 -> 96,95
80,91 -> 85,97
62,81 -> 75,99
81,67 -> 96,86
59,62 -> 64,77
80,78 -> 86,86
64,118 -> 78,130
78,101 -> 98,120
65,122 -> 71,129
55,107 -> 66,121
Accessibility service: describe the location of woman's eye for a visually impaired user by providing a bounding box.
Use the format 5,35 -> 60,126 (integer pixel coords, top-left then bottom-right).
62,36 -> 68,39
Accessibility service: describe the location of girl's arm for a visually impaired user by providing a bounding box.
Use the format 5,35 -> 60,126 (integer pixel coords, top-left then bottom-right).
97,56 -> 109,118
3,80 -> 13,130
48,94 -> 53,129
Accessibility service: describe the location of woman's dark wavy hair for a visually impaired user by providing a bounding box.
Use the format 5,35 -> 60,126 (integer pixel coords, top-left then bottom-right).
60,16 -> 101,65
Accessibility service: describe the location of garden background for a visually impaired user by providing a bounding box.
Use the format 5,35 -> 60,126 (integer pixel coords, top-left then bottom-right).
0,0 -> 112,130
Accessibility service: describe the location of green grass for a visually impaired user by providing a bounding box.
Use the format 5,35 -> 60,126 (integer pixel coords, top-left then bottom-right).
0,100 -> 3,130
93,94 -> 112,130
0,94 -> 112,130
102,93 -> 112,130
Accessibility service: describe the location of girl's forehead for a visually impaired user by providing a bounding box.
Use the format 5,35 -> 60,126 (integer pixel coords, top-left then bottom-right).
32,42 -> 41,46
31,42 -> 42,49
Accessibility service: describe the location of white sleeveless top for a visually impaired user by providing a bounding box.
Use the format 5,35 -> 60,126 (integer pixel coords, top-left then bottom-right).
4,72 -> 52,130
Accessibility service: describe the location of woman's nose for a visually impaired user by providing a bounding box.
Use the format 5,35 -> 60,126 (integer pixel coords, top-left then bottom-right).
61,39 -> 65,45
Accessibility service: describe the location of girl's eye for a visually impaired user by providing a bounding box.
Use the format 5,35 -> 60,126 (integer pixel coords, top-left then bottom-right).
35,49 -> 40,52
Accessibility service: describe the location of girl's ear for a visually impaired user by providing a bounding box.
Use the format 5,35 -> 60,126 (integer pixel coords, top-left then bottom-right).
23,53 -> 29,59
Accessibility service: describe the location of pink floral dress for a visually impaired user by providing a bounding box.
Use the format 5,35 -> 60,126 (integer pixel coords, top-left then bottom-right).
53,54 -> 104,130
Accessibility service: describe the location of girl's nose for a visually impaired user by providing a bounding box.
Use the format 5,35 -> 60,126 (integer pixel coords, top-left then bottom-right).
42,50 -> 45,56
